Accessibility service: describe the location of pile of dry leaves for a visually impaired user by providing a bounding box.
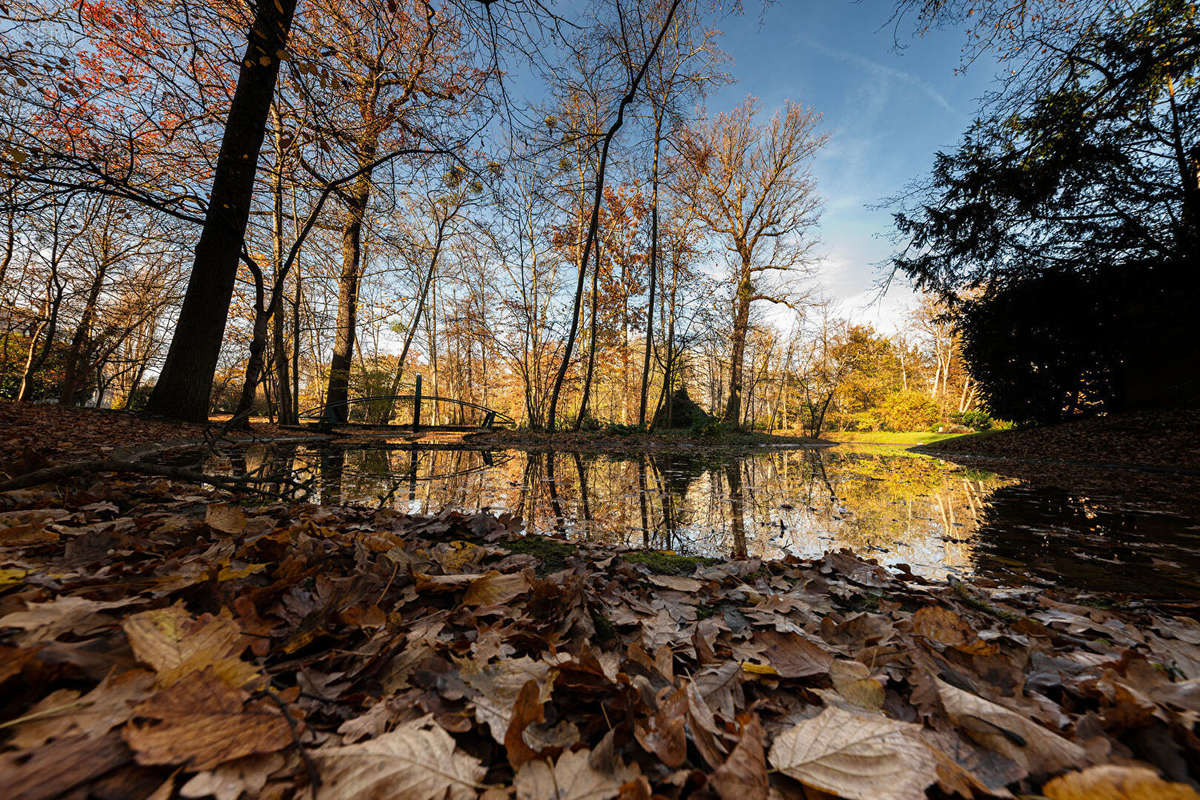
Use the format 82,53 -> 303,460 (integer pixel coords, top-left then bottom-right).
2,473 -> 1199,800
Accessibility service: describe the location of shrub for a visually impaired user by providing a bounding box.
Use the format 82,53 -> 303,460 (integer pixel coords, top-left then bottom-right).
875,390 -> 940,432
951,410 -> 995,431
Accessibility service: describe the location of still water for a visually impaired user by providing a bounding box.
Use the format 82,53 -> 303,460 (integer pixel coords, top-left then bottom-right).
209,441 -> 1200,600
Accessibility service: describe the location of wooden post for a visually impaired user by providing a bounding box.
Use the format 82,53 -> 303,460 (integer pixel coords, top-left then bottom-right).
412,374 -> 422,431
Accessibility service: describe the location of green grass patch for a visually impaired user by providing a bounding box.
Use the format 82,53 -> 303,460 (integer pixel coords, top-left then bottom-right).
502,536 -> 577,573
825,431 -> 968,445
623,550 -> 720,576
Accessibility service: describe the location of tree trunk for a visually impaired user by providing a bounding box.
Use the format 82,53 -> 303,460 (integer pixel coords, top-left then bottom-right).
146,0 -> 298,422
61,256 -> 110,405
16,298 -> 50,402
574,240 -> 601,429
638,116 -> 663,428
323,171 -> 373,424
724,256 -> 752,424
270,113 -> 294,425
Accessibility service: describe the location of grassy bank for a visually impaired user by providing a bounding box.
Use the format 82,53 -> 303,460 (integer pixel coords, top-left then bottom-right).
824,430 -> 972,446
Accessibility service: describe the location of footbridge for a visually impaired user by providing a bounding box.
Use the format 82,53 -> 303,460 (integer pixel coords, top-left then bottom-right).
298,375 -> 515,431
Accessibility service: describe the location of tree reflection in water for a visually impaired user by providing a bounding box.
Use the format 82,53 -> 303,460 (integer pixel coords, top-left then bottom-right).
207,441 -> 1200,598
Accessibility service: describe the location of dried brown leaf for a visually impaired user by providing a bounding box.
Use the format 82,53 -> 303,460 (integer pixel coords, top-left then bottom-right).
755,630 -> 833,678
709,714 -> 768,800
205,503 -> 247,535
514,748 -> 638,800
830,659 -> 885,710
122,669 -> 292,771
933,677 -> 1086,775
179,752 -> 285,800
1043,765 -> 1200,800
315,715 -> 485,800
768,705 -> 937,800
122,603 -> 258,688
0,595 -> 141,644
462,656 -> 555,744
10,668 -> 155,748
463,570 -> 532,606
912,605 -> 974,646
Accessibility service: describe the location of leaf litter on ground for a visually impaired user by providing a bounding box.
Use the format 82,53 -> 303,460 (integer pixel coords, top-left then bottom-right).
0,470 -> 1199,799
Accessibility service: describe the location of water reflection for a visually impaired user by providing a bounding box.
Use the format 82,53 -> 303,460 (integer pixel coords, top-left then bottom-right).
204,441 -> 1200,598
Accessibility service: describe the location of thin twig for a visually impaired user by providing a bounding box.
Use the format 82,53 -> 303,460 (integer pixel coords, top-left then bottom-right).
258,687 -> 321,799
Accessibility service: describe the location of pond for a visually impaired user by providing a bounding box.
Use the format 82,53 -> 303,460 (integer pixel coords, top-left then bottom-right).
206,440 -> 1200,601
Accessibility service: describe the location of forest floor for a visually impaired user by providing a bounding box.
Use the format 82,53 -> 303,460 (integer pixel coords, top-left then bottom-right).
913,410 -> 1200,513
0,402 -> 322,481
2,462 -> 1199,799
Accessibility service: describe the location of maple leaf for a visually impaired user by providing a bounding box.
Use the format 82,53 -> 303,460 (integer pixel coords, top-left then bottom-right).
768,704 -> 938,800
122,603 -> 259,688
315,715 -> 485,800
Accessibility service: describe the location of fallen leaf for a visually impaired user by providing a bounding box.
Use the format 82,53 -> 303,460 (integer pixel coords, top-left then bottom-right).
933,677 -> 1086,775
768,705 -> 937,800
123,669 -> 293,770
315,715 -> 485,800
830,659 -> 885,710
463,570 -> 532,606
709,714 -> 768,800
506,679 -> 546,769
205,504 -> 247,535
462,656 -> 555,743
755,630 -> 833,678
10,668 -> 155,748
122,603 -> 258,687
180,752 -> 286,800
0,566 -> 28,586
515,747 -> 638,800
1043,765 -> 1200,800
634,685 -> 688,767
912,606 -> 974,646
0,522 -> 58,546
0,595 -> 142,644
648,574 -> 702,592
0,729 -> 131,800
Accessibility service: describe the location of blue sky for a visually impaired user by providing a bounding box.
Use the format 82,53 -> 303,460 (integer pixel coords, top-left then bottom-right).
708,1 -> 998,331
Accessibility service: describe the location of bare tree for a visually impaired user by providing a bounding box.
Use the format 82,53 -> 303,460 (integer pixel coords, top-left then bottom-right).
675,97 -> 826,424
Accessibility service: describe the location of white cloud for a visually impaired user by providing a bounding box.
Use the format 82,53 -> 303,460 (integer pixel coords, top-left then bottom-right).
799,37 -> 959,117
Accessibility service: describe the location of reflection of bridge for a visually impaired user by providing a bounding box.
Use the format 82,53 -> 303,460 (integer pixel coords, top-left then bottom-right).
298,376 -> 515,431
